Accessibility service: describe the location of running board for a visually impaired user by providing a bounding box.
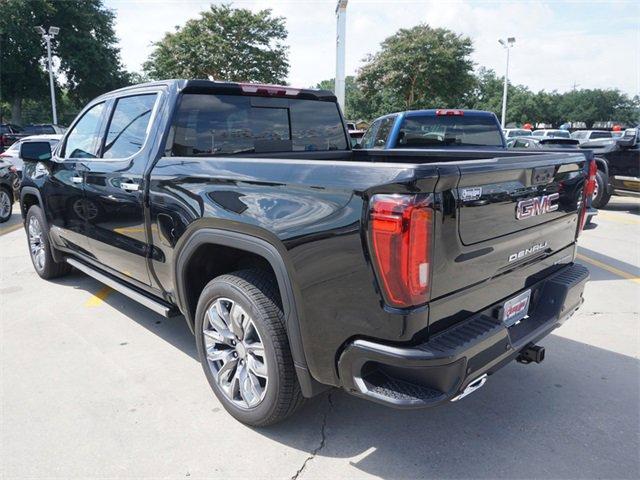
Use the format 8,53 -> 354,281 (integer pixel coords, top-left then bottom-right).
66,258 -> 179,317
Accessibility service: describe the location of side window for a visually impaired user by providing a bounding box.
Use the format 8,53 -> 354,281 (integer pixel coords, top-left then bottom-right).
63,103 -> 105,159
102,94 -> 157,159
373,116 -> 395,148
360,120 -> 380,149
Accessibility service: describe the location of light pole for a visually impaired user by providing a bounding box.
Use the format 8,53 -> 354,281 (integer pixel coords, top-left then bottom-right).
498,37 -> 515,128
335,0 -> 348,112
35,26 -> 60,125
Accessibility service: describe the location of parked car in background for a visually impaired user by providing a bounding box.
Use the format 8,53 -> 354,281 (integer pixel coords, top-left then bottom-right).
346,121 -> 366,147
503,128 -> 532,138
579,127 -> 640,206
0,135 -> 63,174
360,109 -> 506,149
23,124 -> 67,135
571,130 -> 613,144
19,80 -> 594,426
0,124 -> 27,152
0,158 -> 19,222
507,137 -> 580,149
531,129 -> 571,139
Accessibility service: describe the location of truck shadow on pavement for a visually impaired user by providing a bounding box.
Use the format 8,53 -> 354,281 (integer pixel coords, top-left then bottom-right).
52,271 -> 640,480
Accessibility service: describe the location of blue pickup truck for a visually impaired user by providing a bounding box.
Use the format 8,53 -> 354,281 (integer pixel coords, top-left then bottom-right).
359,109 -> 507,150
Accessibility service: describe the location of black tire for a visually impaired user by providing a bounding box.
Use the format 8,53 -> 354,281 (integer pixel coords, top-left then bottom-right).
591,169 -> 611,209
195,269 -> 304,426
25,206 -> 71,279
0,186 -> 12,223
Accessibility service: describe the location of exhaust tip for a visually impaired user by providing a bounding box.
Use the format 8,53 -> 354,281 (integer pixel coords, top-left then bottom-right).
451,374 -> 488,402
517,344 -> 545,364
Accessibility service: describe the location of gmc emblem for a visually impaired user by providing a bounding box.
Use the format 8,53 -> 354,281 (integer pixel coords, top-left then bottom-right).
516,193 -> 560,220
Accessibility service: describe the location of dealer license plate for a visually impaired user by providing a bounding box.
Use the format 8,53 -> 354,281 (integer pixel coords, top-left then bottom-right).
502,289 -> 531,327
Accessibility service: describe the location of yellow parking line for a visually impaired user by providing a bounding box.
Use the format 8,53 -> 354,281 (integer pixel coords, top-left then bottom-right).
577,253 -> 640,284
596,211 -> 640,225
0,223 -> 23,236
85,286 -> 113,307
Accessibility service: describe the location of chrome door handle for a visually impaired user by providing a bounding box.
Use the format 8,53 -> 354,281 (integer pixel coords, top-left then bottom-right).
71,176 -> 83,184
120,182 -> 140,192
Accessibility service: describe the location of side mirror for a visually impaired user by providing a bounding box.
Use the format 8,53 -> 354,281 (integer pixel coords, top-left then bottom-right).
20,141 -> 52,161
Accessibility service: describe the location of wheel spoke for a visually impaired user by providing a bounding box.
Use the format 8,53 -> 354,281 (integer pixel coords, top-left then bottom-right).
216,354 -> 238,383
245,342 -> 264,358
229,303 -> 246,339
206,346 -> 230,362
205,306 -> 235,346
238,364 -> 261,407
247,353 -> 267,378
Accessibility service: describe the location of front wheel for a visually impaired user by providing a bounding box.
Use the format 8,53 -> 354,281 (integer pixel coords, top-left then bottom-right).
195,269 -> 304,426
0,187 -> 12,223
25,206 -> 71,279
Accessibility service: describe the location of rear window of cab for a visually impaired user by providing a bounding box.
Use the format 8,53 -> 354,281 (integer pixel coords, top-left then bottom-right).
169,94 -> 348,156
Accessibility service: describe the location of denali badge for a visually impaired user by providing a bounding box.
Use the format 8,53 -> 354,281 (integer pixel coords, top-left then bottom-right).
516,193 -> 559,220
508,241 -> 548,263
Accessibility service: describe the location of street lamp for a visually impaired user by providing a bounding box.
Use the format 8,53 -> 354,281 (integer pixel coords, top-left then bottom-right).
498,36 -> 515,128
335,0 -> 348,111
35,26 -> 60,125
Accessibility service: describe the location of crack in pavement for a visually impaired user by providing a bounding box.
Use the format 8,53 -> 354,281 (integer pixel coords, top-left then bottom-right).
290,392 -> 334,480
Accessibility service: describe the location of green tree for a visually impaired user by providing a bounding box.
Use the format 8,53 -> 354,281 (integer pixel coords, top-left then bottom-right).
0,0 -> 131,124
559,89 -> 639,128
356,24 -> 475,118
315,76 -> 368,120
143,5 -> 289,83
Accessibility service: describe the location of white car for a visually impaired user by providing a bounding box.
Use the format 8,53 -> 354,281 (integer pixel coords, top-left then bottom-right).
503,128 -> 533,138
0,134 -> 62,172
531,129 -> 571,139
571,130 -> 614,144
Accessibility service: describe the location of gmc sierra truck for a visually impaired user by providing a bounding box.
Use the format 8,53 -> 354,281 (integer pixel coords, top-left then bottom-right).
19,80 -> 593,426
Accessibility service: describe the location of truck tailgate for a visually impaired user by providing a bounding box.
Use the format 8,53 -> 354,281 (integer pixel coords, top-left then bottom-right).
456,153 -> 586,245
426,152 -> 588,326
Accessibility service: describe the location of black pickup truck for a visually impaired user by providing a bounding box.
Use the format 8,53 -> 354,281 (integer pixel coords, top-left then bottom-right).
19,80 -> 594,426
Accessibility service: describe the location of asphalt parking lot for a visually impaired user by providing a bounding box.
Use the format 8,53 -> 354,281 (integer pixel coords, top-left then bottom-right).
1,198 -> 638,479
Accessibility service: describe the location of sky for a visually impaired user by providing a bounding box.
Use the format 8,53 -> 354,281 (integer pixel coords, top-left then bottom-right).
105,0 -> 640,96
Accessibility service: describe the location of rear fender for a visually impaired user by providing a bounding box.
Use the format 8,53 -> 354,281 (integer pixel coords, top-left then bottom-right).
173,226 -> 326,397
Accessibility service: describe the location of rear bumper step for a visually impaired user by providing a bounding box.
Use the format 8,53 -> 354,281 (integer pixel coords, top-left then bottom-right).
337,263 -> 589,408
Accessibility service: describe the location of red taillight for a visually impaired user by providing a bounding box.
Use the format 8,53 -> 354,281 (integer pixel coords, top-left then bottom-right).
578,159 -> 597,235
369,194 -> 432,308
435,109 -> 464,116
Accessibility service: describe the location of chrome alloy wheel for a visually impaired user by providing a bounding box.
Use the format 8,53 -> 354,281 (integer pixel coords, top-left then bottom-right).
592,179 -> 599,200
28,215 -> 46,271
203,298 -> 268,409
0,190 -> 11,220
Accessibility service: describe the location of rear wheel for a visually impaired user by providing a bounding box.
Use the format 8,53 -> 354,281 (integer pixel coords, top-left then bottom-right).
0,187 -> 12,223
591,169 -> 611,209
195,269 -> 304,426
26,206 -> 71,279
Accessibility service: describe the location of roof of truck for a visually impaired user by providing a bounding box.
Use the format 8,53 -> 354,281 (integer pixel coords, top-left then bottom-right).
100,79 -> 337,102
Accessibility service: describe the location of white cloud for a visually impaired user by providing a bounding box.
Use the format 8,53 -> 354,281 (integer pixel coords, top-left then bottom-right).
107,0 -> 640,95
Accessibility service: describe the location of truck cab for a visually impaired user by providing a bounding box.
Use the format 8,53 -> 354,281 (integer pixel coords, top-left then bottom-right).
359,109 -> 506,150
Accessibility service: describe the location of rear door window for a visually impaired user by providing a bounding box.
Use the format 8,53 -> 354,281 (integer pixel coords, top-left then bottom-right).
372,116 -> 396,148
102,94 -> 157,159
170,94 -> 347,156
